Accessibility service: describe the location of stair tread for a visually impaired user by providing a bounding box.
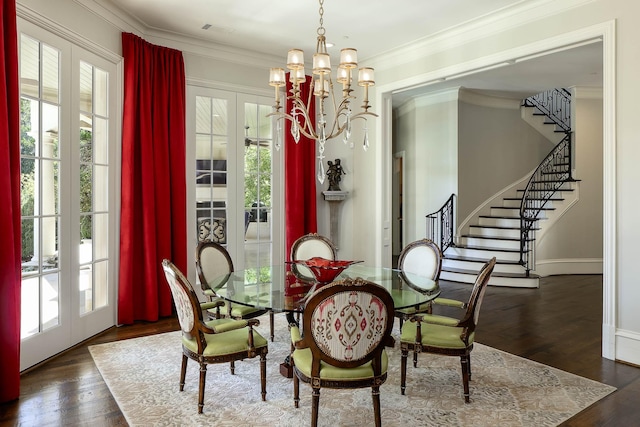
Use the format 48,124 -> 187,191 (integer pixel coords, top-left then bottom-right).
444,254 -> 522,265
491,206 -> 555,211
462,234 -> 533,242
503,197 -> 564,201
452,244 -> 527,253
479,215 -> 543,221
470,224 -> 540,231
442,266 -> 539,279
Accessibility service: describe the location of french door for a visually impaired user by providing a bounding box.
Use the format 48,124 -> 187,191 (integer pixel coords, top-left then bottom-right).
18,20 -> 118,370
187,87 -> 283,286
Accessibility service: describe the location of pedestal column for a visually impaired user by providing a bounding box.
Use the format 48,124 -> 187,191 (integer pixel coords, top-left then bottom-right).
322,190 -> 348,251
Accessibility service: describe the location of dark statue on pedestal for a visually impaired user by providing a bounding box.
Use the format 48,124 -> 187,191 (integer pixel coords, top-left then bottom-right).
326,159 -> 345,191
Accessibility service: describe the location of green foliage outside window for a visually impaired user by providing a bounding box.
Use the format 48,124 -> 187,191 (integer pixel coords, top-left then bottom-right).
244,145 -> 272,209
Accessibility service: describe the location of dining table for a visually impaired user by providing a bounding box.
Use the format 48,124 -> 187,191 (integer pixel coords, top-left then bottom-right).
209,262 -> 441,377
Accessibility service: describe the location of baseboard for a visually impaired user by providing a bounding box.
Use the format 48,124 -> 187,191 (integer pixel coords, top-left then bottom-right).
615,329 -> 640,366
534,258 -> 603,276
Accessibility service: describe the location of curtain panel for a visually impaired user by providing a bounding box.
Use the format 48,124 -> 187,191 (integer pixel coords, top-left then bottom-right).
0,0 -> 22,402
284,74 -> 317,261
118,33 -> 187,324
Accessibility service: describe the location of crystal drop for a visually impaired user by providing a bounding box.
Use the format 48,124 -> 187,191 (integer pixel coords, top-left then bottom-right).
344,115 -> 352,143
363,126 -> 369,151
317,157 -> 325,184
292,119 -> 300,143
275,121 -> 281,151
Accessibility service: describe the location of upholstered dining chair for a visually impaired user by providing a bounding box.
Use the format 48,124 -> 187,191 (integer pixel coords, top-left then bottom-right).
399,257 -> 496,403
196,241 -> 275,342
289,232 -> 337,282
289,277 -> 395,427
161,259 -> 269,414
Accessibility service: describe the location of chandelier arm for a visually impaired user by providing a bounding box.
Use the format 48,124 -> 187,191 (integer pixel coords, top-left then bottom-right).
266,109 -> 319,141
291,98 -> 318,138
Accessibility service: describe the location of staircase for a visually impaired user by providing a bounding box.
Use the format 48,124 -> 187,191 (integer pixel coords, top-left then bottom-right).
440,182 -> 575,288
437,88 -> 574,288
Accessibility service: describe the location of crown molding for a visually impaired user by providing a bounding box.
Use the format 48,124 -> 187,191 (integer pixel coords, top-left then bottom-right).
17,2 -> 122,63
72,0 -> 279,70
458,89 -> 522,109
367,0 -> 595,71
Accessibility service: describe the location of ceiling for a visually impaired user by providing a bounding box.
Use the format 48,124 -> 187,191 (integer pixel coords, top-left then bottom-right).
107,0 -> 603,103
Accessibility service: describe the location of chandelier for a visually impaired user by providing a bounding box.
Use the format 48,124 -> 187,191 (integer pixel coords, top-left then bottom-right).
268,0 -> 377,184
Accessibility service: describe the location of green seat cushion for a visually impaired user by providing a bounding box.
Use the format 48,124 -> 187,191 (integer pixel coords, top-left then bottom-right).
291,347 -> 389,381
182,321 -> 268,357
400,321 -> 474,349
229,304 -> 264,318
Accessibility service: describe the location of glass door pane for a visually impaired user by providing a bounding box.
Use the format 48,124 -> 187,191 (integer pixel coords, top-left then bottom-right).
243,102 -> 274,267
20,34 -> 61,339
195,96 -> 229,246
78,60 -> 110,315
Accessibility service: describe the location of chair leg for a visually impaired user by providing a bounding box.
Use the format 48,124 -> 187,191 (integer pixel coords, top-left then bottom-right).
372,386 -> 382,427
198,362 -> 207,414
269,311 -> 275,342
230,360 -> 235,375
413,349 -> 419,368
400,348 -> 408,395
179,354 -> 188,391
260,353 -> 267,401
311,387 -> 320,427
293,372 -> 300,408
460,355 -> 470,403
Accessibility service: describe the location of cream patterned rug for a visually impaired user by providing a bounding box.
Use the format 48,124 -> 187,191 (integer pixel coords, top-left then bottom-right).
89,314 -> 615,427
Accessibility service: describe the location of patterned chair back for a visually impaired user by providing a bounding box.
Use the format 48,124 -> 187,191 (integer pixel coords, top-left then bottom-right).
302,277 -> 395,370
459,257 -> 496,334
162,259 -> 199,336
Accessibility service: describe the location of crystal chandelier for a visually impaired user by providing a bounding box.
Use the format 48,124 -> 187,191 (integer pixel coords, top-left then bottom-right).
268,0 -> 377,183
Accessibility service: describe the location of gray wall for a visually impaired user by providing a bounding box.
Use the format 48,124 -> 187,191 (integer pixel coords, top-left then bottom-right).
457,90 -> 552,222
536,88 -> 603,262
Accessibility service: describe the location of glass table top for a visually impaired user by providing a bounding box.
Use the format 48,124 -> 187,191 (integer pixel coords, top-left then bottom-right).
210,263 -> 440,313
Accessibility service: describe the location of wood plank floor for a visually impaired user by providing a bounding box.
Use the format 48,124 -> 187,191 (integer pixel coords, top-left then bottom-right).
1,274 -> 638,426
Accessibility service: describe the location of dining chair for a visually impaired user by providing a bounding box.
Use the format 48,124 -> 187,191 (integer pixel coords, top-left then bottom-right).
161,259 -> 269,414
399,257 -> 496,403
395,239 -> 444,325
196,241 -> 275,341
289,277 -> 395,427
289,233 -> 337,282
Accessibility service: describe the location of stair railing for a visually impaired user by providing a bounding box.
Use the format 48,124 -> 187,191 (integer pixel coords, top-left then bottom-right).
426,194 -> 456,253
522,88 -> 571,132
519,133 -> 574,274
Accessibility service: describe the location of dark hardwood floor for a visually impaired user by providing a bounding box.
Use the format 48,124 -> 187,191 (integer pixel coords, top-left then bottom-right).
1,274 -> 638,426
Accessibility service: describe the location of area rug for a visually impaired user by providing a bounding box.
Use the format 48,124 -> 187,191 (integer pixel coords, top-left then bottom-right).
89,315 -> 615,427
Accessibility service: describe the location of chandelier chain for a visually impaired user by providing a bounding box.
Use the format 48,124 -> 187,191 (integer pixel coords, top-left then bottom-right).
317,0 -> 325,36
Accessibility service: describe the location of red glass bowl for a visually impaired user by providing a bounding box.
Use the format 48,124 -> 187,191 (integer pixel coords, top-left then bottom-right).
292,257 -> 363,283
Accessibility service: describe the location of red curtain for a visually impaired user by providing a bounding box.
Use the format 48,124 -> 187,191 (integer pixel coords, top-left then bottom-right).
118,33 -> 187,324
285,74 -> 317,261
0,0 -> 22,402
